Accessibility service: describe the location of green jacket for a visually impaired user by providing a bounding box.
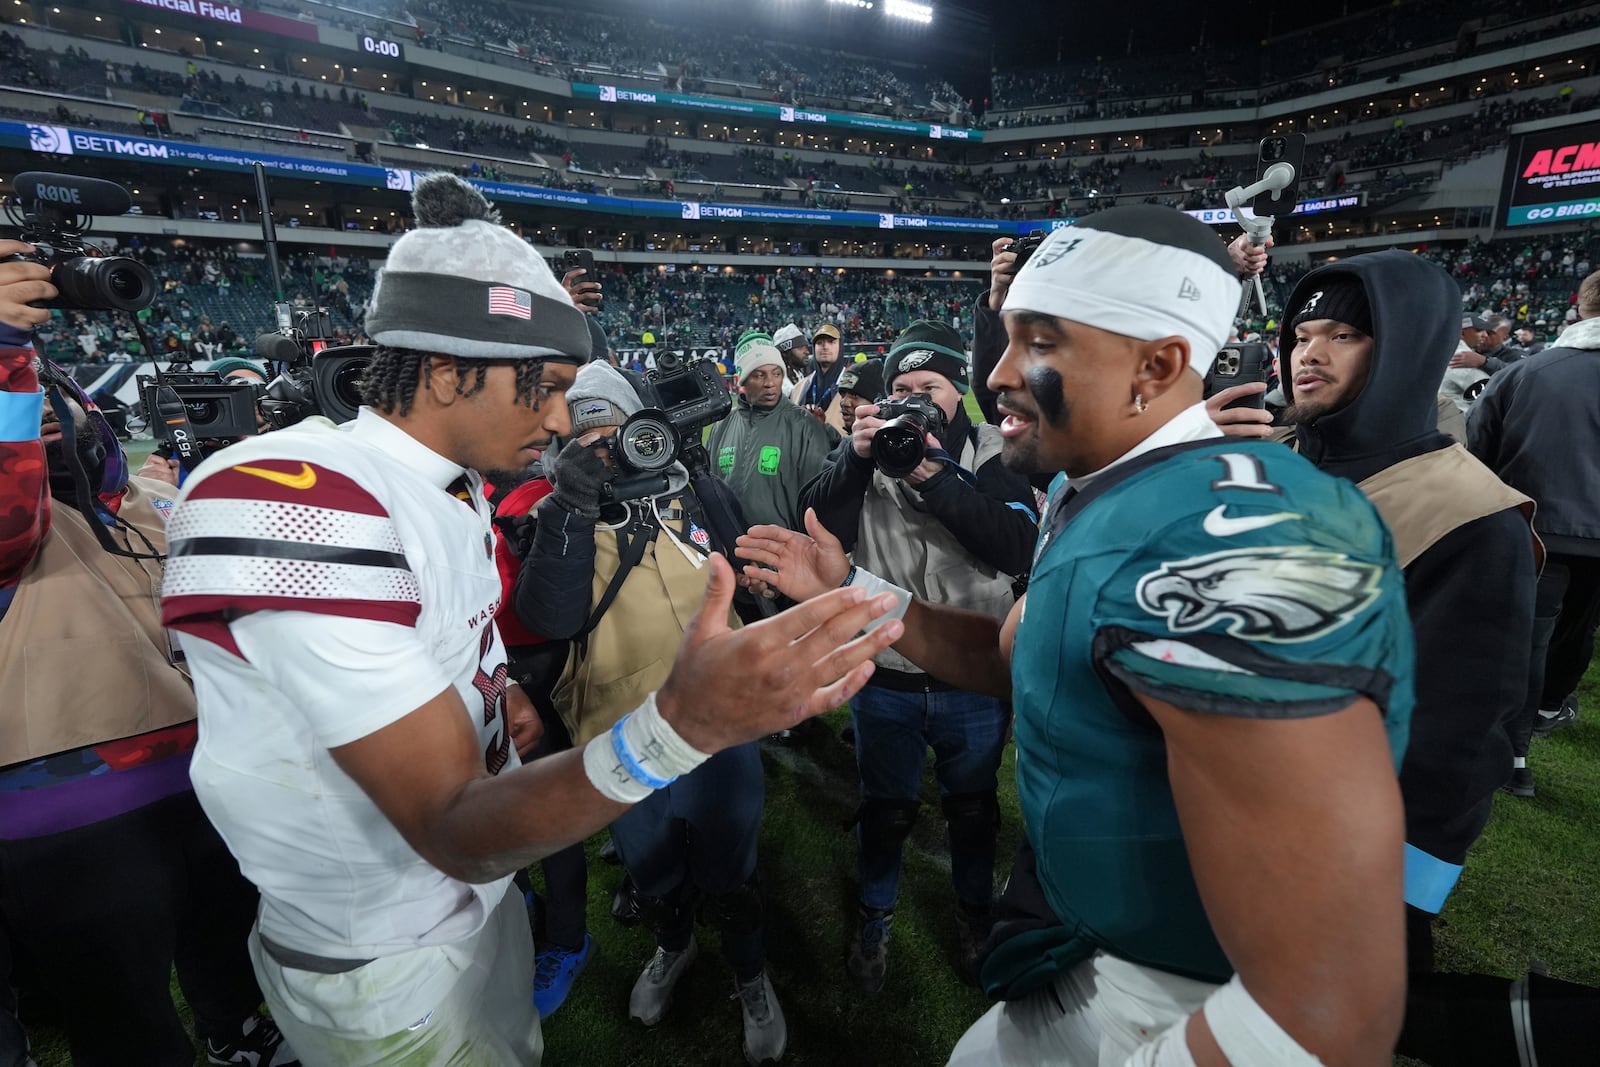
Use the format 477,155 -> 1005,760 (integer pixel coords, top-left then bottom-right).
707,396 -> 833,532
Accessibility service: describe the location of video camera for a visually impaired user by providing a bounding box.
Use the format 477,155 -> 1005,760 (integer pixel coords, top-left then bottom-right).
871,393 -> 946,479
611,350 -> 732,477
255,303 -> 370,430
1,172 -> 156,313
137,370 -> 262,445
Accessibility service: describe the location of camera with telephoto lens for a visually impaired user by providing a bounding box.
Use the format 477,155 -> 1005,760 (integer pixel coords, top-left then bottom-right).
612,351 -> 732,476
1003,230 -> 1047,270
871,393 -> 947,479
2,171 -> 156,312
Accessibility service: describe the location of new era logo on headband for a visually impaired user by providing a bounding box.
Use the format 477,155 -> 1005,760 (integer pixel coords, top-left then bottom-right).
488,287 -> 532,319
1178,278 -> 1203,301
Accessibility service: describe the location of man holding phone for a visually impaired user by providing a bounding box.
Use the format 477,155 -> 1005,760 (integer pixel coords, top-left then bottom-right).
561,249 -> 602,315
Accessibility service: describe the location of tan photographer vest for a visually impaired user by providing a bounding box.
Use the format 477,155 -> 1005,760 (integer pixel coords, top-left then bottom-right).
0,477 -> 195,767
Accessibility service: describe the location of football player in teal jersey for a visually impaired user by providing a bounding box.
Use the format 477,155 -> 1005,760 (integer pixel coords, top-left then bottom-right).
739,205 -> 1417,1066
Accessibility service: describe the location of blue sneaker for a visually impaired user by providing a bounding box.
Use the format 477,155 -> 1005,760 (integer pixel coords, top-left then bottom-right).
534,933 -> 596,1018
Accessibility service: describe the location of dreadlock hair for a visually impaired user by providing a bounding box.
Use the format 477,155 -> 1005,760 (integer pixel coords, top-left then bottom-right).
360,345 -> 553,416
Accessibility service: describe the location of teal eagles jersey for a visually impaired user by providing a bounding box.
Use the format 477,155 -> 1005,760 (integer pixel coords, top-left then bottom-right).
1006,437 -> 1414,986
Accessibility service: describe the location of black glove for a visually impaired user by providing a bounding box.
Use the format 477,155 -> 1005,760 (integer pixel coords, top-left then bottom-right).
550,436 -> 613,519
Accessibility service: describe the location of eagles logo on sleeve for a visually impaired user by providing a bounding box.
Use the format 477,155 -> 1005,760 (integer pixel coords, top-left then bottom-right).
1135,546 -> 1383,644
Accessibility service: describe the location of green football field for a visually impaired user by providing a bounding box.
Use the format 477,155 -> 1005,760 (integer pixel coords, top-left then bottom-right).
20,657 -> 1600,1066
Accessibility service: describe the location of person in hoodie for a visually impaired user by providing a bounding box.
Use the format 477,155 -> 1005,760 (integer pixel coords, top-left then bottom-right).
708,331 -> 834,532
1471,269 -> 1600,780
797,320 -> 1038,992
1220,253 -> 1598,1067
516,362 -> 788,1065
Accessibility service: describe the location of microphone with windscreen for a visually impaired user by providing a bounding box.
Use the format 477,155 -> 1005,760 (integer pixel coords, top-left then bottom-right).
13,172 -> 133,217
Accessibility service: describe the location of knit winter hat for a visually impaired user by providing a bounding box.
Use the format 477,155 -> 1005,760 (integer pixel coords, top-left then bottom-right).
734,331 -> 785,382
1291,276 -> 1372,336
836,358 -> 885,400
207,356 -> 268,381
883,320 -> 970,394
566,361 -> 643,434
365,173 -> 591,363
773,323 -> 807,352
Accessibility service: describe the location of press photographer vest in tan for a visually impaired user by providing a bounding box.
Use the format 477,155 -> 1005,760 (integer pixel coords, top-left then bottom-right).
854,424 -> 1016,676
1356,445 -> 1541,571
553,498 -> 739,744
0,477 -> 195,767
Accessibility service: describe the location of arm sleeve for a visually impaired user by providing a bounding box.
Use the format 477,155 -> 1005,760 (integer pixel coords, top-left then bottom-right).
1482,349 -> 1523,375
229,611 -> 454,749
0,343 -> 49,593
1091,505 -> 1411,723
916,452 -> 1038,577
161,459 -> 422,633
971,289 -> 1005,426
513,496 -> 597,640
797,438 -> 874,552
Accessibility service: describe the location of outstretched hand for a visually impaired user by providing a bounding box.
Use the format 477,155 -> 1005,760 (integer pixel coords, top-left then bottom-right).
657,553 -> 902,753
736,508 -> 852,604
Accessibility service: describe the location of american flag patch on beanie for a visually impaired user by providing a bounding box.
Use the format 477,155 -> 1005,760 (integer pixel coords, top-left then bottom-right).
488,286 -> 532,319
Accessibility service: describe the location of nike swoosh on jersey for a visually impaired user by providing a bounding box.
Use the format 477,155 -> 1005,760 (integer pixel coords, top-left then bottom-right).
1201,505 -> 1302,537
231,462 -> 318,490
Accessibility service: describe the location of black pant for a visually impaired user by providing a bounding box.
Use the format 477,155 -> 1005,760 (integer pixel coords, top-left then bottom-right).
1511,553 -> 1600,757
510,642 -> 588,952
0,791 -> 264,1067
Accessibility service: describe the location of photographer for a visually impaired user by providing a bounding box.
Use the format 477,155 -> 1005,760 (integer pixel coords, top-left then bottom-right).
0,242 -> 292,1067
797,320 -> 1037,992
158,177 -> 898,1063
516,363 -> 786,1065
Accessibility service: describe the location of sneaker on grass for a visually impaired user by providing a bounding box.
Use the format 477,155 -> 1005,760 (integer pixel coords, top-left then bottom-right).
629,936 -> 699,1026
846,907 -> 892,994
734,970 -> 787,1065
205,1011 -> 297,1067
535,932 -> 596,1018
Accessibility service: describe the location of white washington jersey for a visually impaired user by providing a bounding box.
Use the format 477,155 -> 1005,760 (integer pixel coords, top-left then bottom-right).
161,408 -> 518,968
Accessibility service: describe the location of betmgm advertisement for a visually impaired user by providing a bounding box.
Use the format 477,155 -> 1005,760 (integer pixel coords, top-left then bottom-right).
1501,120 -> 1600,227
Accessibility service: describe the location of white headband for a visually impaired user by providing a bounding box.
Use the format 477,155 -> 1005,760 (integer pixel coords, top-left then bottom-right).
1001,225 -> 1239,379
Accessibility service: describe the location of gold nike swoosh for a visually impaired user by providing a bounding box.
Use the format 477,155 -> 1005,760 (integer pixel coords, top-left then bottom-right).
232,462 -> 318,490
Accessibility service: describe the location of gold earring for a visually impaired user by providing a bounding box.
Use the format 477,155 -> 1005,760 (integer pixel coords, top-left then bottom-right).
1133,394 -> 1148,415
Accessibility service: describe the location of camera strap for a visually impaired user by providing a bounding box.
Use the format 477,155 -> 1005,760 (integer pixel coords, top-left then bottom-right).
45,384 -> 165,563
151,382 -> 205,471
573,510 -> 656,655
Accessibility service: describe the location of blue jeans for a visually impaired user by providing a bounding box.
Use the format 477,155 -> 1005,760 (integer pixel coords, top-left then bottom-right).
851,684 -> 1007,913
609,742 -> 766,976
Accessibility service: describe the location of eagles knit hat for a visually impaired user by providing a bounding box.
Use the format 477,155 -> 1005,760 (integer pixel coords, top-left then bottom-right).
837,358 -> 885,400
884,320 -> 970,394
1291,276 -> 1372,336
1001,206 -> 1239,379
365,173 -> 591,363
567,361 -> 643,434
773,323 -> 807,352
734,330 -> 785,382
207,356 -> 268,381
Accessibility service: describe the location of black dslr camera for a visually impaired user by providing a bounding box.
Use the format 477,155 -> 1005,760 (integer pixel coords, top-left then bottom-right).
1,172 -> 155,312
613,351 -> 732,476
1003,229 -> 1047,270
872,393 -> 946,479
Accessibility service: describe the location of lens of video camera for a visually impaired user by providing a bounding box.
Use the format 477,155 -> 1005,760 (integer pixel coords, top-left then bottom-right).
872,417 -> 930,479
184,398 -> 220,424
51,255 -> 157,312
329,360 -> 366,410
617,409 -> 680,473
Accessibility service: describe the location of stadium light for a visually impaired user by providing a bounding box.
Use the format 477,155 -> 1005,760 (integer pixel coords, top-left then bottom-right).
829,0 -> 873,7
885,0 -> 931,22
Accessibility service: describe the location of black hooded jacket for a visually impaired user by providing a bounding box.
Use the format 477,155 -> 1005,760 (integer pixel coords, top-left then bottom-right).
1281,251 -> 1537,873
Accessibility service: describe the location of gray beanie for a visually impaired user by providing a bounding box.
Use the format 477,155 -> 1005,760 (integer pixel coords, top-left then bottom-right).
365,173 -> 590,363
567,361 -> 643,433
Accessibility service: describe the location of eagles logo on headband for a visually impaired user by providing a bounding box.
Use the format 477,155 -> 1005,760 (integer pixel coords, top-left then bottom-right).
1002,207 -> 1240,379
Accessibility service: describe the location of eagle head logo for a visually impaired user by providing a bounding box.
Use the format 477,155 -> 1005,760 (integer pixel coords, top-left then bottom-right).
1135,547 -> 1382,643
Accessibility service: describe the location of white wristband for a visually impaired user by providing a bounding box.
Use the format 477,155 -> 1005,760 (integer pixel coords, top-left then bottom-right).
582,691 -> 711,804
844,566 -> 913,633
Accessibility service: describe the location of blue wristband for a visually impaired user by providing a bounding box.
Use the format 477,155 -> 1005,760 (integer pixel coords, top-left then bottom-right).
842,565 -> 857,587
610,714 -> 678,790
0,389 -> 44,443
